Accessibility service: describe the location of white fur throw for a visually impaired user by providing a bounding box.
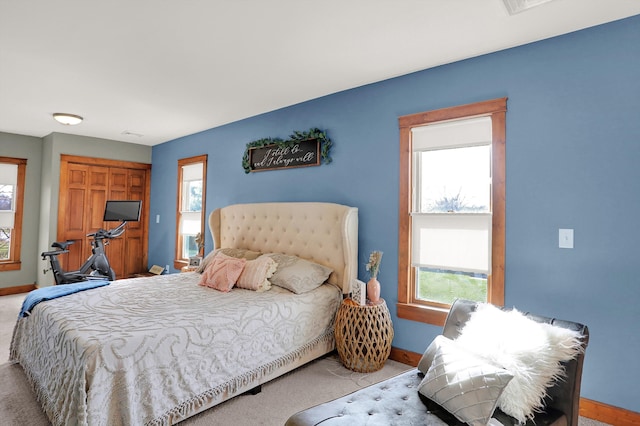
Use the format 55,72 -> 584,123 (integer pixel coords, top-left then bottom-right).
454,303 -> 584,423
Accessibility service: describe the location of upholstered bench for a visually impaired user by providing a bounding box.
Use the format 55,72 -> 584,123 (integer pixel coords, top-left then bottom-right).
286,299 -> 589,426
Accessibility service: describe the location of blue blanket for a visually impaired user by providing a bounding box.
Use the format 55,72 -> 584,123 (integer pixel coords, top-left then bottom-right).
19,280 -> 110,318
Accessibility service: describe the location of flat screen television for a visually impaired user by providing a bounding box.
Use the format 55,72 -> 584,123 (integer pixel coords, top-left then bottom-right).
103,200 -> 142,222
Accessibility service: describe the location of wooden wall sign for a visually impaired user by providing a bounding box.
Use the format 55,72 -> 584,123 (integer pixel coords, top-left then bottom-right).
249,139 -> 319,172
242,128 -> 333,174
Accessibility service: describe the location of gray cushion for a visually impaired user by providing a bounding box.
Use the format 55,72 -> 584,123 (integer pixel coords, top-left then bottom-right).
263,253 -> 332,294
418,337 -> 513,426
417,334 -> 446,374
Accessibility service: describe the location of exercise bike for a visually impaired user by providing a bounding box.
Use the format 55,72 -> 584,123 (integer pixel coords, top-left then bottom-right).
42,221 -> 127,285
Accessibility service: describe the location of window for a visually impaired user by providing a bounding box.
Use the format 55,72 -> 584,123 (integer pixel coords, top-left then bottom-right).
398,98 -> 506,325
0,157 -> 27,271
175,155 -> 207,268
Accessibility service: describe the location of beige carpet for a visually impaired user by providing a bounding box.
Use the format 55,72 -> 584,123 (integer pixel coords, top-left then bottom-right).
0,293 -> 610,426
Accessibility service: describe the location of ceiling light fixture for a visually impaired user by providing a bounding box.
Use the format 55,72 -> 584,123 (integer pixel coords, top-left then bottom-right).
53,113 -> 83,125
502,0 -> 555,15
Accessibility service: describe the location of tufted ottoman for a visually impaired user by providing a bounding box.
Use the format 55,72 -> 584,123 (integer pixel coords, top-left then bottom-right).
285,368 -> 450,426
285,367 -> 567,425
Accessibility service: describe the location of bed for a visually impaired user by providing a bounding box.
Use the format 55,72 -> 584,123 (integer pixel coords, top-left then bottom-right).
10,201 -> 358,425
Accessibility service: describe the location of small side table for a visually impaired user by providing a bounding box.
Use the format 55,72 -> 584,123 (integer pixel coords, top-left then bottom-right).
334,298 -> 394,373
181,265 -> 199,273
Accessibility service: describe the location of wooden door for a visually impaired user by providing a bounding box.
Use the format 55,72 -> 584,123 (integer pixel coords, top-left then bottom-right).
123,169 -> 146,277
103,168 -> 147,278
58,163 -> 90,270
57,155 -> 150,280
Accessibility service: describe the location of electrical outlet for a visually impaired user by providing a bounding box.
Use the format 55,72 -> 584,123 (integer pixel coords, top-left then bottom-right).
165,264 -> 170,273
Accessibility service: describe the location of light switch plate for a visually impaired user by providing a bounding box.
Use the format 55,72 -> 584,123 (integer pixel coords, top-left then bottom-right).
559,229 -> 574,249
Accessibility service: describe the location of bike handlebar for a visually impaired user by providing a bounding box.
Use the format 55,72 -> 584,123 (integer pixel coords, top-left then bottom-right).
86,221 -> 128,239
42,249 -> 69,258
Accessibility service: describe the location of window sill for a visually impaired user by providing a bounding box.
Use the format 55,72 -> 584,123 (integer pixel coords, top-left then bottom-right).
396,302 -> 449,327
0,261 -> 21,272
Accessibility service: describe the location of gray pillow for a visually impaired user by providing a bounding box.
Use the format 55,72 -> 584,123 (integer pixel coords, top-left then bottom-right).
262,253 -> 333,294
418,337 -> 513,426
417,334 -> 447,374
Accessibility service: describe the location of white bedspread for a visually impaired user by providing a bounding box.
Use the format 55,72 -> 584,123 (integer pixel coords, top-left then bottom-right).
10,273 -> 342,425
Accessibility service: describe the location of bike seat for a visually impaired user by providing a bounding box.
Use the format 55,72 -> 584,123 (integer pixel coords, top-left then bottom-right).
52,240 -> 75,250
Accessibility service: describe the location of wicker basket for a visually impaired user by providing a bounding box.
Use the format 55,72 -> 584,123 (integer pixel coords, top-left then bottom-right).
334,299 -> 394,373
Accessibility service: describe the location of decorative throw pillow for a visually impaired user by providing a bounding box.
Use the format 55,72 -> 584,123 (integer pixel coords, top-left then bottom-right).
417,334 -> 448,374
455,303 -> 584,423
198,253 -> 246,292
262,253 -> 333,294
236,256 -> 278,292
418,337 -> 513,426
197,247 -> 261,273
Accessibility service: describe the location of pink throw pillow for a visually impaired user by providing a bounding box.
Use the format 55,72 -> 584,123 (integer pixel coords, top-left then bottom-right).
199,253 -> 246,292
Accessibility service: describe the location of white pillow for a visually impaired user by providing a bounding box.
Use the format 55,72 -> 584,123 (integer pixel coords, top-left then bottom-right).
418,337 -> 513,426
236,256 -> 277,292
455,303 -> 584,423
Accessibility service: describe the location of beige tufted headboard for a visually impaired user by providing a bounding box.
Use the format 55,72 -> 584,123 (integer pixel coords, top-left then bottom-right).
208,202 -> 358,294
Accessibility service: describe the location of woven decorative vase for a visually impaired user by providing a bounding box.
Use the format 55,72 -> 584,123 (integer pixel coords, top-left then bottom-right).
334,299 -> 394,372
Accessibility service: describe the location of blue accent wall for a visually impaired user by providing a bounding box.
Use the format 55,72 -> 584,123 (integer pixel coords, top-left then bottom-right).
150,15 -> 640,411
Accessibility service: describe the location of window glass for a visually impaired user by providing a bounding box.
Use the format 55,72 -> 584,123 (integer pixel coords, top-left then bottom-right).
412,121 -> 491,305
417,146 -> 490,214
0,159 -> 25,269
181,164 -> 203,212
180,164 -> 203,258
416,268 -> 488,305
0,170 -> 16,260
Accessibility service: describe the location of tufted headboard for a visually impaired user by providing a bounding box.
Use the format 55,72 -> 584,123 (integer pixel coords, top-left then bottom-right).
208,202 -> 358,294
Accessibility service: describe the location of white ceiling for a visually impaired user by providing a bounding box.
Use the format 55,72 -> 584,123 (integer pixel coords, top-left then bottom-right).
1,0 -> 639,146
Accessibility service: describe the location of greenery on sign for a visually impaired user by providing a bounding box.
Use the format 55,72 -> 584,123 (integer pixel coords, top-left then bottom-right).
242,128 -> 332,174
